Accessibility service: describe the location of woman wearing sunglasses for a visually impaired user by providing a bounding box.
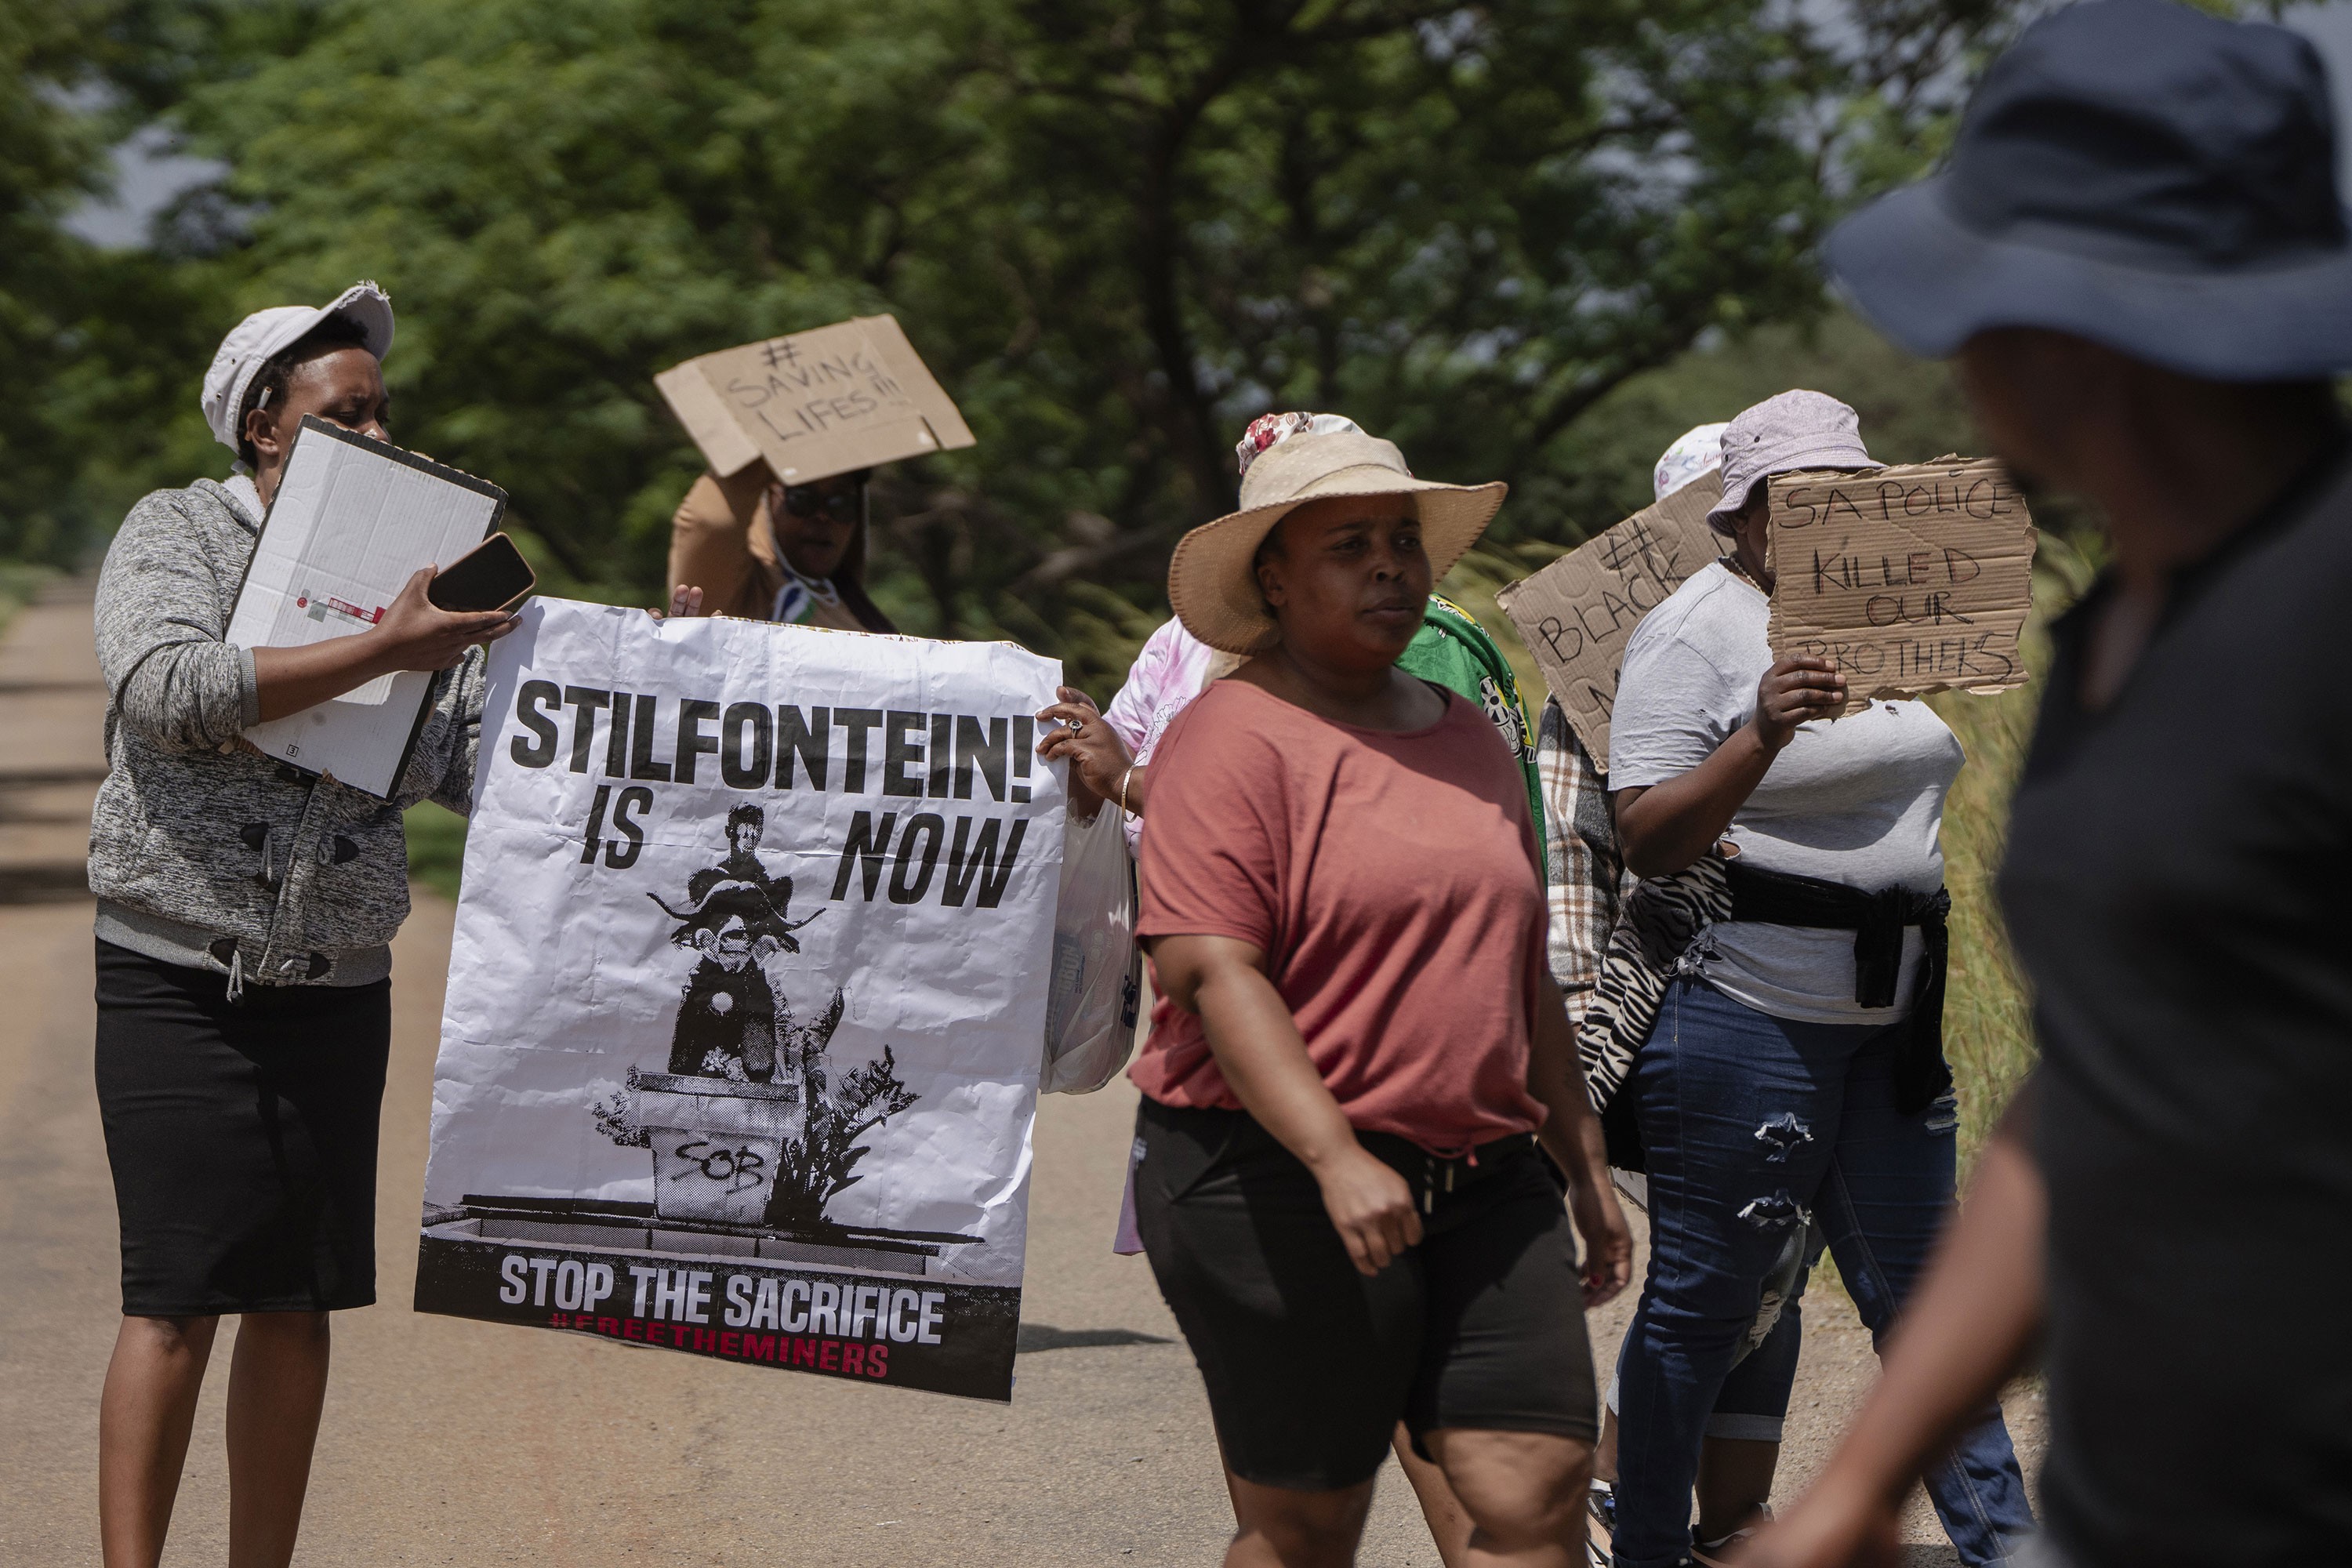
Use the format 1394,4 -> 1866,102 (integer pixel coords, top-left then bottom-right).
664,463 -> 898,632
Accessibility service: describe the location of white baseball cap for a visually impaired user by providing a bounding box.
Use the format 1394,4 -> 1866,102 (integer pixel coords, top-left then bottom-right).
200,281 -> 396,455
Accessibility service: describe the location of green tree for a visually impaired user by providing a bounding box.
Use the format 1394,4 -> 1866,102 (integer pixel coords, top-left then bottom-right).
1,0 -> 119,562
73,0 -> 2016,687
0,0 -> 228,566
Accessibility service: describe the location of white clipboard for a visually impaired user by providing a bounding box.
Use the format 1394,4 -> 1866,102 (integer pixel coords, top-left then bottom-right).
226,417 -> 508,797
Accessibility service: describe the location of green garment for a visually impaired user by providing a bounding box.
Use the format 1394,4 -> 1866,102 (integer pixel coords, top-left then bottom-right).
1399,594 -> 1548,881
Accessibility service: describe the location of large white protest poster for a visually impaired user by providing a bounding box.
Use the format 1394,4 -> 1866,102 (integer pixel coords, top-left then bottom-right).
416,597 -> 1064,1402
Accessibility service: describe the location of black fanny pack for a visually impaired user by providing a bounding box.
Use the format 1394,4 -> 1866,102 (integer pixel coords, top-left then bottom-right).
1722,857 -> 1955,1115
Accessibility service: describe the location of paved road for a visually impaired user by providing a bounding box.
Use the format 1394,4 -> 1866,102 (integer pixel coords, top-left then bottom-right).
0,583 -> 2034,1564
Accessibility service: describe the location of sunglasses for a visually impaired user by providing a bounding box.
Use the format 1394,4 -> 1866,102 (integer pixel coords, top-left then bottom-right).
781,482 -> 865,521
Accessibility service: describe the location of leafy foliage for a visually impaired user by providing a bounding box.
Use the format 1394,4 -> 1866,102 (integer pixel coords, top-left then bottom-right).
46,0 -> 2018,689
0,1 -> 217,561
590,1064 -> 655,1148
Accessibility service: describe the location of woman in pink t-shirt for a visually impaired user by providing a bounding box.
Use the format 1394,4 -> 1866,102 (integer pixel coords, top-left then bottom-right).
1131,421 -> 1630,1568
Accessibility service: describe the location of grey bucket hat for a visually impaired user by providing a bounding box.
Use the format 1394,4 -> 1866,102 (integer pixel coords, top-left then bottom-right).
1706,390 -> 1882,533
1825,0 -> 2352,379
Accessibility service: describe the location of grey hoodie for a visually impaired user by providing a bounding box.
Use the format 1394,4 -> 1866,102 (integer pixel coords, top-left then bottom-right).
89,476 -> 485,988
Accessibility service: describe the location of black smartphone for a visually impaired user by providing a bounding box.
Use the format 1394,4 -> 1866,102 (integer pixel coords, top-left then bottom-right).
428,532 -> 536,612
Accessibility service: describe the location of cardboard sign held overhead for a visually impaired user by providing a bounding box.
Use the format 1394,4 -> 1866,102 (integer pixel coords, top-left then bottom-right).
1765,458 -> 2038,713
1497,473 -> 1726,772
655,314 -> 976,483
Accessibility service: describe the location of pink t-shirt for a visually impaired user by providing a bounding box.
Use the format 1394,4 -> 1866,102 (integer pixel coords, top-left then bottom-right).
1133,680 -> 1548,1153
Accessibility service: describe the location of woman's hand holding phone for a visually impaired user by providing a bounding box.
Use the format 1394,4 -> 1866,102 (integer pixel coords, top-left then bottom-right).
250,568 -> 517,722
375,567 -> 518,671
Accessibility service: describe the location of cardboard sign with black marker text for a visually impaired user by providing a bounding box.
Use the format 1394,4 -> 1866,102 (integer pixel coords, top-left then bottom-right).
1764,458 -> 2038,714
1495,472 -> 1725,771
416,598 -> 1061,1402
655,315 -> 976,485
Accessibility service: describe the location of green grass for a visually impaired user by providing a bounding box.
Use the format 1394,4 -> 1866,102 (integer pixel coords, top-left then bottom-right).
1923,538 -> 2096,1171
1926,679 -> 2041,1174
405,803 -> 468,903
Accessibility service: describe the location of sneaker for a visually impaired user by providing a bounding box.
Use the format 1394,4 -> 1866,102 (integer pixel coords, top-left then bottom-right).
1690,1509 -> 1771,1567
1585,1479 -> 1617,1568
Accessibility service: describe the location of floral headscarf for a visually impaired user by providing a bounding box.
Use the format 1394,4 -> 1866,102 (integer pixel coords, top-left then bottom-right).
1234,411 -> 1364,477
1652,422 -> 1730,503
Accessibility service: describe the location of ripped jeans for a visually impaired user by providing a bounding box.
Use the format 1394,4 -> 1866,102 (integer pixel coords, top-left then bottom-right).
1611,978 -> 2034,1568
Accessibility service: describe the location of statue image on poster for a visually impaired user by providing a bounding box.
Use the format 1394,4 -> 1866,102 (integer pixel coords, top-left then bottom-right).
588,805 -> 919,1237
651,803 -> 815,1083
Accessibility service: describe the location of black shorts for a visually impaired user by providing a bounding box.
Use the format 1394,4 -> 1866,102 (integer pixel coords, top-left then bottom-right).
94,938 -> 392,1316
1134,1098 -> 1598,1491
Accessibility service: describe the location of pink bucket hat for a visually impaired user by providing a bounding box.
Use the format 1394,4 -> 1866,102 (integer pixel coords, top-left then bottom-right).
1704,390 -> 1881,534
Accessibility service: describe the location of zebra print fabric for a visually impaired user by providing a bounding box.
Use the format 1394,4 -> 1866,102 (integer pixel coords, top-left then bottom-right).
1573,851 -> 1731,1115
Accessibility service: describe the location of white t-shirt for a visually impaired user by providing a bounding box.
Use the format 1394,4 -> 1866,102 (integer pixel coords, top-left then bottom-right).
1607,561 -> 1963,1024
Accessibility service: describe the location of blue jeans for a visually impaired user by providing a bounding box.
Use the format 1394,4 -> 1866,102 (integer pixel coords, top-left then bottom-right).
1613,979 -> 2034,1568
1608,1221 -> 1817,1443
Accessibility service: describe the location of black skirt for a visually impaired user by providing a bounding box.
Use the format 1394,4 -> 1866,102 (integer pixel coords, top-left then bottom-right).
94,938 -> 392,1316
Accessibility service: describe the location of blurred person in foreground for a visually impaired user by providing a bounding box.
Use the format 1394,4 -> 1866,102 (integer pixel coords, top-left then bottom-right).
1751,5 -> 2352,1566
662,456 -> 898,631
91,285 -> 514,1567
1040,411 -> 1548,1567
1602,394 -> 2033,1568
1127,423 -> 1632,1566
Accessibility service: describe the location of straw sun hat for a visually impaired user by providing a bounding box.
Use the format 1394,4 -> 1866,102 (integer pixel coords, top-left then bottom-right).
1167,424 -> 1507,655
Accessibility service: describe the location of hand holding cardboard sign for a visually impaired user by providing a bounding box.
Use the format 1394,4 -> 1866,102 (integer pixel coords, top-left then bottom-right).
252,569 -> 514,724
1753,655 -> 1849,751
1763,458 -> 2037,711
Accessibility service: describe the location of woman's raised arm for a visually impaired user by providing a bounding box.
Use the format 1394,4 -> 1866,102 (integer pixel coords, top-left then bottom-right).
1613,654 -> 1847,877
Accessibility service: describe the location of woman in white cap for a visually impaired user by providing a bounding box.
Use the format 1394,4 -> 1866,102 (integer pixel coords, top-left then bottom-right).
1559,423 -> 1828,1568
1599,392 -> 2032,1568
89,283 -> 515,1568
1129,421 -> 1631,1567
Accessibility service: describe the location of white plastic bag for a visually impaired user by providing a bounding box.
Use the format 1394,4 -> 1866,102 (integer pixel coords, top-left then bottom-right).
1041,803 -> 1142,1094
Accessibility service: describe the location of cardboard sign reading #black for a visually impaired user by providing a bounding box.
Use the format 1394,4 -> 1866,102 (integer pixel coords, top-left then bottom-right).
1764,457 -> 2038,713
655,315 -> 976,485
1496,472 -> 1725,771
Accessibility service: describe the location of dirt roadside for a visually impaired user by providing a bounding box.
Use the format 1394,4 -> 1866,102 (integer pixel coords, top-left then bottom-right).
0,583 -> 2034,1564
